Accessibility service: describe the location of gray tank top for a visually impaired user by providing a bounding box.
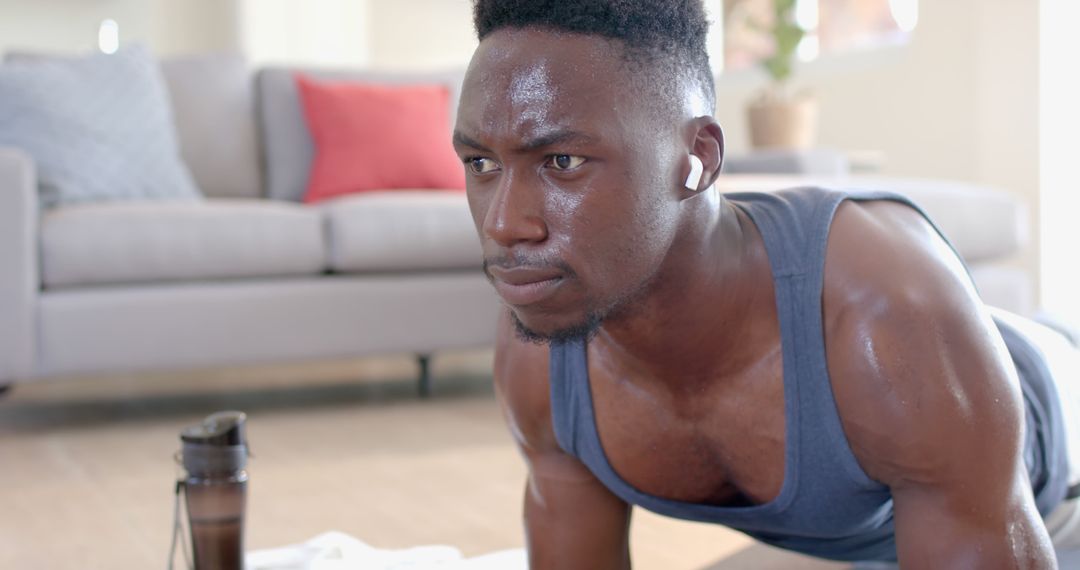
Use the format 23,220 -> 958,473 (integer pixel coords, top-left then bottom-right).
548,187 -> 1069,562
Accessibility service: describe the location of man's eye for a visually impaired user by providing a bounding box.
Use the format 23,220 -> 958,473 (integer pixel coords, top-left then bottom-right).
467,158 -> 499,174
547,155 -> 586,171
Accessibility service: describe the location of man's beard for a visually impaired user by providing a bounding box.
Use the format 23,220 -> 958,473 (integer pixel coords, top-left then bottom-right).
509,273 -> 655,346
486,251 -> 658,346
511,309 -> 603,346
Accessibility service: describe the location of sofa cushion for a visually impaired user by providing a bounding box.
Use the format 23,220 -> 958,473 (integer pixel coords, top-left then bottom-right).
322,191 -> 480,273
0,45 -> 201,208
41,200 -> 325,288
295,75 -> 465,203
259,67 -> 463,203
160,54 -> 262,199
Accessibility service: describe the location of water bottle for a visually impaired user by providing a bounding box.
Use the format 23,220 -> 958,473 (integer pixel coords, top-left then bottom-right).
180,411 -> 250,570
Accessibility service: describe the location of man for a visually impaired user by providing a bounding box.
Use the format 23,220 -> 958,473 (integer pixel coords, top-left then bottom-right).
451,1 -> 1080,568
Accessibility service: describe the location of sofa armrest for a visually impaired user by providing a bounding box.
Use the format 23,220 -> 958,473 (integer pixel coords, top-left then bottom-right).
0,146 -> 39,381
722,149 -> 852,177
715,175 -> 1028,265
969,264 -> 1035,317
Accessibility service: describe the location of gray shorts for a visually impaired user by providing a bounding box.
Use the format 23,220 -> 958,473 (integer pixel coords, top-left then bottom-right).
1046,496 -> 1080,549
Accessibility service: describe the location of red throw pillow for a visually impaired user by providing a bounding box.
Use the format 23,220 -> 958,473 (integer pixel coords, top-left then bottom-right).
295,74 -> 466,203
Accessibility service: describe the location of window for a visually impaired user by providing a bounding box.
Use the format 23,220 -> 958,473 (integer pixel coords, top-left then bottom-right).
707,0 -> 918,74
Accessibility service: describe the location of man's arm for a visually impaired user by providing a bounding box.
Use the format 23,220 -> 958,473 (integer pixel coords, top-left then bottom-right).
824,201 -> 1057,569
492,309 -> 632,569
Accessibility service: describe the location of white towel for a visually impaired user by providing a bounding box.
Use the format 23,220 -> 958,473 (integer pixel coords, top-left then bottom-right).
245,531 -> 526,570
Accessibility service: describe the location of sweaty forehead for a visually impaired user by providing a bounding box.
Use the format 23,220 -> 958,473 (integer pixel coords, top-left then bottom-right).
457,28 -> 642,145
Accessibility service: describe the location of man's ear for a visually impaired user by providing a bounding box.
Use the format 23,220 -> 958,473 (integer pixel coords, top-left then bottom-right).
688,117 -> 724,190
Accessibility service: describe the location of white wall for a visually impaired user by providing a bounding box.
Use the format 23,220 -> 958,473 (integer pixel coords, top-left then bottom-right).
711,0 -> 1041,293
0,0 -> 149,54
154,0 -> 242,55
239,0 -> 370,67
1040,1 -> 1080,325
367,0 -> 476,71
0,0 -> 240,56
237,0 -> 474,70
974,0 -> 1040,298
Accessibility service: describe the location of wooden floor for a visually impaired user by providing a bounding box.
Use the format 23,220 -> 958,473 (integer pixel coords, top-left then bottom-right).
0,350 -> 844,569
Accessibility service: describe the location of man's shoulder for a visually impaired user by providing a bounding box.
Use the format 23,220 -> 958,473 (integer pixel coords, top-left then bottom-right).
821,199 -> 1024,486
821,198 -> 980,370
821,198 -> 978,335
493,308 -> 560,454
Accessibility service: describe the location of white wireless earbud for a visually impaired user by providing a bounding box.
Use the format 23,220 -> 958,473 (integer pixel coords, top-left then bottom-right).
684,154 -> 705,191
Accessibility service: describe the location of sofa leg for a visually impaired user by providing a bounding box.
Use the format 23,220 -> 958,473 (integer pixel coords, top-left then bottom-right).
417,354 -> 432,398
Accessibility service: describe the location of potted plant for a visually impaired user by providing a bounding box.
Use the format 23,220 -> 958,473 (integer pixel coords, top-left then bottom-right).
745,0 -> 818,149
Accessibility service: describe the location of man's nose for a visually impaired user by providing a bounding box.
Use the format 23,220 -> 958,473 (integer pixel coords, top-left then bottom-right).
482,170 -> 548,248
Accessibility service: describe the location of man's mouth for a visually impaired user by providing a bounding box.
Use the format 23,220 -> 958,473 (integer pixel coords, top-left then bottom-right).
485,265 -> 565,306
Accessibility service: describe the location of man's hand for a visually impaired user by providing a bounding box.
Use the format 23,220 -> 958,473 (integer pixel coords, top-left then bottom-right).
493,310 -> 632,570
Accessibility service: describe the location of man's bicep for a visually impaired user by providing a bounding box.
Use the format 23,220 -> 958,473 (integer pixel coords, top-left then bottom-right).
886,375 -> 1054,569
493,308 -> 558,452
883,346 -> 1056,570
492,310 -> 632,569
844,309 -> 1056,568
892,468 -> 1055,569
823,200 -> 1060,567
524,450 -> 632,570
837,309 -> 1056,567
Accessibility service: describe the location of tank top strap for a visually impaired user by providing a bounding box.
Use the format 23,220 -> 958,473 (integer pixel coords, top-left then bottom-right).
731,187 -> 883,489
549,337 -> 587,457
728,187 -> 845,278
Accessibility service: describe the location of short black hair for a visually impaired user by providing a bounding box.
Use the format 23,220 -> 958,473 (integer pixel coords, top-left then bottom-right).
472,0 -> 715,110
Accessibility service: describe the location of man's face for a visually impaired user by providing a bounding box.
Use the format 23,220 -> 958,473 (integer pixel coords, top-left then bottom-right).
454,28 -> 685,342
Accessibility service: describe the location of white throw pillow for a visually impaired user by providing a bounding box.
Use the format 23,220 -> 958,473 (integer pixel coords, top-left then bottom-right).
0,44 -> 202,208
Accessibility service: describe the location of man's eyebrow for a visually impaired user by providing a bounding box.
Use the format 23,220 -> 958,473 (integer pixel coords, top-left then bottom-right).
451,129 -> 597,153
452,131 -> 490,151
515,130 -> 596,153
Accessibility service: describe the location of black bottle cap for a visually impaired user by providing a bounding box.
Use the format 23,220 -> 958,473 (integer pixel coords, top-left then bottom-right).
180,411 -> 249,476
181,411 -> 247,447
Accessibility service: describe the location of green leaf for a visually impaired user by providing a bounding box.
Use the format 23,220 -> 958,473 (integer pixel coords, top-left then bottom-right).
762,54 -> 792,83
776,0 -> 797,14
755,0 -> 805,83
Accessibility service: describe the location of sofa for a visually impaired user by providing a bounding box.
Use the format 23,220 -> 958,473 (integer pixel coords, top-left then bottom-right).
0,53 -> 502,395
0,53 -> 1033,394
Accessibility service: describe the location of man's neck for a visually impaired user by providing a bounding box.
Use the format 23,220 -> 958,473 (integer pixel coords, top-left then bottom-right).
591,193 -> 779,393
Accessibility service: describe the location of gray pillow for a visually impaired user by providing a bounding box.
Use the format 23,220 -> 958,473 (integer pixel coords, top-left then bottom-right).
0,44 -> 201,208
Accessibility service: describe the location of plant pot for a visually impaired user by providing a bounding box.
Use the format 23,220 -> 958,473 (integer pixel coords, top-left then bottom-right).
746,92 -> 819,150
